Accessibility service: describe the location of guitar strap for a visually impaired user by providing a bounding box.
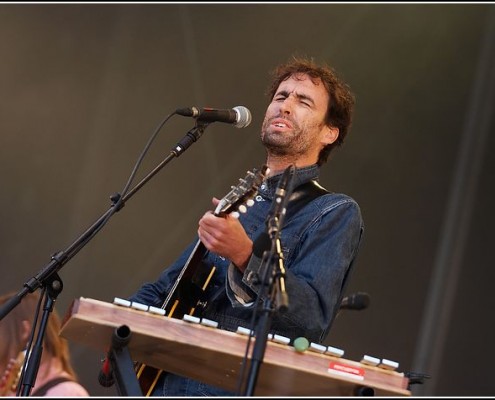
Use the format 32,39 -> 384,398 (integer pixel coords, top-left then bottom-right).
283,179 -> 329,223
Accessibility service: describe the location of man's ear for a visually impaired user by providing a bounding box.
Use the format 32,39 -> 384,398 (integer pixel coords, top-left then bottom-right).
322,125 -> 339,146
20,320 -> 31,343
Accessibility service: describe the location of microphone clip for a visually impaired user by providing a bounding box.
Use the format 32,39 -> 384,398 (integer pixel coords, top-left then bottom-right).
267,165 -> 295,238
172,120 -> 210,157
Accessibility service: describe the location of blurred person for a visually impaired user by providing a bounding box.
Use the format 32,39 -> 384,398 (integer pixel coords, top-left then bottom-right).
0,291 -> 89,396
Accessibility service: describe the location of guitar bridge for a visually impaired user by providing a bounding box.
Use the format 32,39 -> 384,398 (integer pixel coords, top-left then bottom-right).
196,300 -> 208,309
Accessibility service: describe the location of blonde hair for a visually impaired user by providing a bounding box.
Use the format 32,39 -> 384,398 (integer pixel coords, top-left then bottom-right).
0,291 -> 77,379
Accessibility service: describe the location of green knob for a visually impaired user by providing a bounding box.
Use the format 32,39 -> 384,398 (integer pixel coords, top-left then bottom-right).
294,337 -> 309,352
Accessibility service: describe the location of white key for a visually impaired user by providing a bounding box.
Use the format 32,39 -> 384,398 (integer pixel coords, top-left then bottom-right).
308,343 -> 327,353
360,355 -> 380,366
200,318 -> 219,329
113,297 -> 131,307
271,334 -> 290,345
182,314 -> 200,324
379,358 -> 399,370
326,345 -> 345,358
148,306 -> 166,316
236,326 -> 254,336
131,302 -> 149,312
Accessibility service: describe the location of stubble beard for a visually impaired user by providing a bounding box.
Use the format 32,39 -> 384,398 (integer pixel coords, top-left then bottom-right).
261,118 -> 309,157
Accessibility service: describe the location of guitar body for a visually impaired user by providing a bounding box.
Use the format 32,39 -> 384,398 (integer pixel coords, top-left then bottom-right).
134,165 -> 268,396
135,242 -> 215,396
165,242 -> 213,318
136,364 -> 164,396
0,351 -> 25,396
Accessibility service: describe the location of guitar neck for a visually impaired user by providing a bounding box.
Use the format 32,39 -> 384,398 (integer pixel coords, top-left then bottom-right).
159,165 -> 268,318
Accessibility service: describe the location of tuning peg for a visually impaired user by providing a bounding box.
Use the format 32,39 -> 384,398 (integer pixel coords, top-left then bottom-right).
238,205 -> 247,214
246,199 -> 255,207
231,211 -> 240,219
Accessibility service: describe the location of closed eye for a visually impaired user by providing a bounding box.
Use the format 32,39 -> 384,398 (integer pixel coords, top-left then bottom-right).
297,94 -> 315,108
273,90 -> 315,108
274,93 -> 288,102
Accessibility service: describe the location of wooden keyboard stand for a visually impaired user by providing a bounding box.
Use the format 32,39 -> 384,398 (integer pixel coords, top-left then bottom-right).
60,297 -> 411,396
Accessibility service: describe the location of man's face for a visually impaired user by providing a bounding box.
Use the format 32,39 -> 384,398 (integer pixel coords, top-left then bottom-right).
261,73 -> 336,162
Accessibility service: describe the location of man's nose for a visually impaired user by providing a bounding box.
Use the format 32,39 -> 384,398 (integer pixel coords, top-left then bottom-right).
279,97 -> 294,114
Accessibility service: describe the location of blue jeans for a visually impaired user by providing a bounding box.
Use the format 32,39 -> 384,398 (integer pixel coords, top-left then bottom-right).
151,372 -> 235,397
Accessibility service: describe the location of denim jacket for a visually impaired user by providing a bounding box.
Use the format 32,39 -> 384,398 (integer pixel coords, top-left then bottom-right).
129,164 -> 364,344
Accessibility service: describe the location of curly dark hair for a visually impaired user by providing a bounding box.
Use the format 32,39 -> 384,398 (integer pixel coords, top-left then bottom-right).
266,56 -> 355,165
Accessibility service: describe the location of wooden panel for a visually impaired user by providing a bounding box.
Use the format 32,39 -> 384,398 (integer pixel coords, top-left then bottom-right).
60,297 -> 411,396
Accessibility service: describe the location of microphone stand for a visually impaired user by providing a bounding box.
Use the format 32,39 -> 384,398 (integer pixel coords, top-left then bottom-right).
243,173 -> 292,396
19,273 -> 63,396
0,120 -> 210,394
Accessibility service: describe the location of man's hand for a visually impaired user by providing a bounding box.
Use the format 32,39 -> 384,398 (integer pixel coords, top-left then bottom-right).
198,197 -> 253,271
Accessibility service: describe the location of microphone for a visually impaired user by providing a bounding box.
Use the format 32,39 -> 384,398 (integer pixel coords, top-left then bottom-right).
267,165 -> 295,236
340,292 -> 370,310
176,106 -> 252,128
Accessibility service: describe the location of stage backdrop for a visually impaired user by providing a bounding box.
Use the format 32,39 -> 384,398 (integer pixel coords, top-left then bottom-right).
0,3 -> 494,396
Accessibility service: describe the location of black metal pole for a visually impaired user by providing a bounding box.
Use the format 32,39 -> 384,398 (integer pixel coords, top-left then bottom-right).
0,122 -> 209,322
107,325 -> 143,396
19,273 -> 63,396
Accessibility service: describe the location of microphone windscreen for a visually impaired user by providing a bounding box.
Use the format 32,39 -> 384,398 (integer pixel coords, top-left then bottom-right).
354,292 -> 370,309
98,357 -> 114,387
98,370 -> 114,388
233,106 -> 252,128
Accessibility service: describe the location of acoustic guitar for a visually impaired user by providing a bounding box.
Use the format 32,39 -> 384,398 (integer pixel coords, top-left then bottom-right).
135,165 -> 268,395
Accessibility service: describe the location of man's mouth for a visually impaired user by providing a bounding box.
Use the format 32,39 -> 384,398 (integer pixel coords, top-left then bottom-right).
270,118 -> 292,130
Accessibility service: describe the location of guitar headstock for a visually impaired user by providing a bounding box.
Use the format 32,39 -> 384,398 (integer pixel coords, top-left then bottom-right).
214,165 -> 269,218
